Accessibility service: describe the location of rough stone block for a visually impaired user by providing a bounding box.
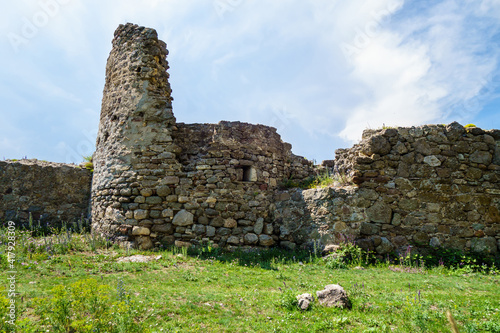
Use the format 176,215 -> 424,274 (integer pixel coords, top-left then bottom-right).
132,226 -> 150,236
224,218 -> 237,228
316,284 -> 351,309
134,209 -> 149,220
254,218 -> 264,234
244,233 -> 259,244
259,234 -> 274,246
206,226 -> 216,237
192,224 -> 206,235
366,202 -> 392,224
172,209 -> 194,226
151,223 -> 173,234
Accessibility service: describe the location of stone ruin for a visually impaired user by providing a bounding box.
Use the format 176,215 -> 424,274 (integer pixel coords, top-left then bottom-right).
91,23 -> 314,250
0,23 -> 499,255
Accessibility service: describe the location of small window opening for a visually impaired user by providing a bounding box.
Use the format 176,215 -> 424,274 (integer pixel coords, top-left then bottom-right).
242,166 -> 252,181
241,166 -> 257,182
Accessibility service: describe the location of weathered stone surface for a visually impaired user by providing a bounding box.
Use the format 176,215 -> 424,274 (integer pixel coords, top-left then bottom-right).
280,241 -> 297,250
131,226 -> 150,236
175,240 -> 192,248
429,237 -> 440,247
375,237 -> 393,254
471,237 -> 498,254
360,136 -> 391,156
297,293 -> 314,311
224,218 -> 237,228
136,236 -> 153,250
322,244 -> 340,255
163,176 -> 180,185
413,232 -> 430,245
259,234 -> 275,246
8,22 -> 496,255
206,226 -> 216,237
316,284 -> 351,309
134,210 -> 149,220
0,160 -> 92,225
469,151 -> 492,164
227,236 -> 239,245
172,210 -> 194,226
360,222 -> 380,235
254,217 -> 264,234
151,224 -> 173,234
192,224 -> 206,235
423,155 -> 441,167
366,202 -> 392,224
156,186 -> 171,197
244,233 -> 259,244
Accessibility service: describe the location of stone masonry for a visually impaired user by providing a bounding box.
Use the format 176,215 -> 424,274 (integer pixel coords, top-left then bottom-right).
0,159 -> 92,225
274,123 -> 500,255
91,24 -> 313,250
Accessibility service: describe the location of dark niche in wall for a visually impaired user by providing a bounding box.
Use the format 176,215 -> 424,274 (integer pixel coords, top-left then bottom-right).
237,165 -> 257,182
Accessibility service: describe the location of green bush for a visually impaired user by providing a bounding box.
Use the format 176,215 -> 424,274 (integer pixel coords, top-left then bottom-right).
324,241 -> 366,269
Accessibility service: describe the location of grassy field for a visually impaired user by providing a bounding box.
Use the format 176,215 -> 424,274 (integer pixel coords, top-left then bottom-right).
0,224 -> 499,332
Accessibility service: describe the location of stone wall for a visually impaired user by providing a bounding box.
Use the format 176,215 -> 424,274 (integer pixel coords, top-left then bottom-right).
91,23 -> 314,250
0,159 -> 92,225
273,123 -> 500,255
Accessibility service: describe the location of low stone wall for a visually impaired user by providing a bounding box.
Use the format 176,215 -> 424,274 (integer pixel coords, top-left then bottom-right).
0,159 -> 92,225
273,123 -> 500,255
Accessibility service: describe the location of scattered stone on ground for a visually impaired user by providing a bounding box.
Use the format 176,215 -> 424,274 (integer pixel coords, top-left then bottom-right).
322,244 -> 340,256
296,293 -> 314,310
116,255 -> 162,263
316,284 -> 351,309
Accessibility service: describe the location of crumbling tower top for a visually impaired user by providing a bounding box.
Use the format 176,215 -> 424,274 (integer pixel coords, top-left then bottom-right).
99,23 -> 174,126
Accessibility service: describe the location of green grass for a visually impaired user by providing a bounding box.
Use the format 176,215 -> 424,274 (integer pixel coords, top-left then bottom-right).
82,155 -> 94,172
280,171 -> 353,189
0,225 -> 499,332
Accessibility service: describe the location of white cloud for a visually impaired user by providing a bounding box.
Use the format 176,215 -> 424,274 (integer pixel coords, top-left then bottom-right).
339,0 -> 500,142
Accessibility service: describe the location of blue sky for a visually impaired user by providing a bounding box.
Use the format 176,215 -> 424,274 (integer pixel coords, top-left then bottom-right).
1,0 -> 499,164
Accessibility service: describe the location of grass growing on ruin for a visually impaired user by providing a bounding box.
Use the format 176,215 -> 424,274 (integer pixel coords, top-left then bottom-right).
281,171 -> 353,190
82,155 -> 94,172
0,225 -> 499,332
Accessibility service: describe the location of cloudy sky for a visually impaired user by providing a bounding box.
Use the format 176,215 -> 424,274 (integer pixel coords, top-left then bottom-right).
1,0 -> 499,164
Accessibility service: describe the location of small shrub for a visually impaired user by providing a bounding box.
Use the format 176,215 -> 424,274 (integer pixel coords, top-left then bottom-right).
324,235 -> 366,269
325,253 -> 348,269
82,155 -> 93,172
464,123 -> 477,128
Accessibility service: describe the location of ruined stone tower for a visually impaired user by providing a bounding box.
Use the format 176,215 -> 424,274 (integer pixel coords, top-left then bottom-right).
91,23 -> 314,249
91,23 -> 183,248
